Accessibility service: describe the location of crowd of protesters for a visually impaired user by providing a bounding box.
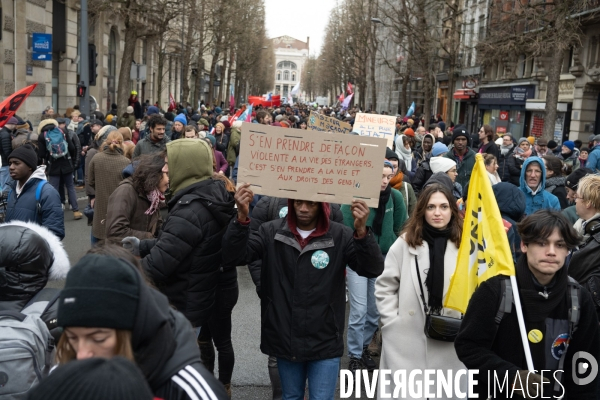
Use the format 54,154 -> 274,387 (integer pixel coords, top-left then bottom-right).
1,94 -> 600,400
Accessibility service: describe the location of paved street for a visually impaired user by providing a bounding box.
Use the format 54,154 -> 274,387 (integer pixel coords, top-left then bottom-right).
55,191 -> 379,399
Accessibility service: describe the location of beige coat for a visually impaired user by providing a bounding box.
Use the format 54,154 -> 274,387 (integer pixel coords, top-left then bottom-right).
375,234 -> 466,400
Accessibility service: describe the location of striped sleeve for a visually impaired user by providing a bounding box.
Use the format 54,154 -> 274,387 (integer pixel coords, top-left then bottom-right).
170,365 -> 221,400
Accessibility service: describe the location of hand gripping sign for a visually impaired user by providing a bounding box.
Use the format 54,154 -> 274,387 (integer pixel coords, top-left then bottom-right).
238,123 -> 387,207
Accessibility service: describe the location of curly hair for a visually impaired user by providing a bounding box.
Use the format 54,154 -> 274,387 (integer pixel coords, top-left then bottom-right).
147,114 -> 167,129
132,152 -> 167,195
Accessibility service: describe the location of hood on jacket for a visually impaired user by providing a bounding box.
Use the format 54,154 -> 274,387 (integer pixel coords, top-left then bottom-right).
169,178 -> 236,227
166,139 -> 213,195
286,199 -> 331,247
492,182 -> 526,221
0,221 -> 70,303
519,156 -> 547,194
12,165 -> 47,194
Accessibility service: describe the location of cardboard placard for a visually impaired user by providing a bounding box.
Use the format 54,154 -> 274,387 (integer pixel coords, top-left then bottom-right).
352,113 -> 396,149
307,111 -> 353,134
238,123 -> 387,207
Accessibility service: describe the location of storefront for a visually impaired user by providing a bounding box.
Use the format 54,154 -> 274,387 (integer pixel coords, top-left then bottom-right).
478,84 -> 536,138
452,77 -> 480,134
525,78 -> 574,144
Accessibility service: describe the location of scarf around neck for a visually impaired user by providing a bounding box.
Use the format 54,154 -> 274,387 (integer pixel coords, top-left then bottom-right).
500,143 -> 514,156
389,171 -> 404,190
422,221 -> 452,314
373,185 -> 392,236
145,188 -> 165,215
515,254 -> 568,322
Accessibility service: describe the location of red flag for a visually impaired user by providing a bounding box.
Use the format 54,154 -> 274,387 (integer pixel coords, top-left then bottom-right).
339,93 -> 345,102
228,107 -> 244,125
347,82 -> 353,95
168,93 -> 176,112
0,83 -> 37,128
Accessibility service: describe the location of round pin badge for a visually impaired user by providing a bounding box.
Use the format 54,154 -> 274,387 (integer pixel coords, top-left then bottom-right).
279,206 -> 288,218
527,329 -> 543,343
311,250 -> 330,269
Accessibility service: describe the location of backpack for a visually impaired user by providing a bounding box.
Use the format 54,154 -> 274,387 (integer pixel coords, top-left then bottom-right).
0,288 -> 60,399
495,276 -> 580,392
44,127 -> 70,160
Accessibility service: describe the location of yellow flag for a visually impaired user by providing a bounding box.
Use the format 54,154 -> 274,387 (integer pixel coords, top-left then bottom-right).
444,153 -> 515,313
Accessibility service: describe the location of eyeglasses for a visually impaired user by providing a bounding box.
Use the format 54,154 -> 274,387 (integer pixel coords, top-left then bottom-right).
573,193 -> 585,201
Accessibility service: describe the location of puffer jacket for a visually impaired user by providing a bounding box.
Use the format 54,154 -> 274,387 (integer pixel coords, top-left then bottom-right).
0,126 -> 13,166
0,221 -> 70,340
247,196 -> 343,294
117,113 -> 136,131
492,182 -> 526,262
411,159 -> 433,196
140,139 -> 235,328
221,201 -> 384,362
105,177 -> 162,244
498,146 -> 520,186
519,157 -> 561,215
5,167 -> 65,239
545,176 -> 569,209
569,214 -> 600,320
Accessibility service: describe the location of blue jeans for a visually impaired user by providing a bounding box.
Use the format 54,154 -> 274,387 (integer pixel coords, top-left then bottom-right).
277,357 -> 340,400
346,266 -> 379,358
0,165 -> 10,193
49,173 -> 79,212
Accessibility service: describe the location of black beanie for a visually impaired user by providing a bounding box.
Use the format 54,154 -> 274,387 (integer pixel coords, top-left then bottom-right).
385,147 -> 399,161
566,167 -> 594,190
58,254 -> 140,330
8,144 -> 38,170
26,357 -> 154,400
451,125 -> 470,145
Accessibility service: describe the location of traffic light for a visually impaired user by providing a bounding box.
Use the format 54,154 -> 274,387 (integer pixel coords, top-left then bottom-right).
89,43 -> 98,86
77,83 -> 86,97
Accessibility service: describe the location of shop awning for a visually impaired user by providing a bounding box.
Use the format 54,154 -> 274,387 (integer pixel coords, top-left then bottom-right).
453,89 -> 478,100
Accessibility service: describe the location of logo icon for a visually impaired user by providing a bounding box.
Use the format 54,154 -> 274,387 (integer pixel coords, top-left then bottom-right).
551,333 -> 569,360
279,206 -> 288,218
573,351 -> 599,386
311,250 -> 329,269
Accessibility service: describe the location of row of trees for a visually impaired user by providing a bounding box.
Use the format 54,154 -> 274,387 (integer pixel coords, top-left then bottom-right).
311,0 -> 597,140
89,0 -> 275,115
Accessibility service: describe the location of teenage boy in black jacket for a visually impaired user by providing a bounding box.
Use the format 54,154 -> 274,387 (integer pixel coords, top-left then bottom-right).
455,210 -> 599,399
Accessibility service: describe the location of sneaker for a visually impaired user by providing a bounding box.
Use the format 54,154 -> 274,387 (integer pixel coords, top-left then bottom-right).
347,356 -> 362,373
361,347 -> 376,371
61,204 -> 65,211
73,211 -> 83,220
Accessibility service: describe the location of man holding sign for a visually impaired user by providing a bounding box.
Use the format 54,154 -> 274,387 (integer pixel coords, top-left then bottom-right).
222,184 -> 384,399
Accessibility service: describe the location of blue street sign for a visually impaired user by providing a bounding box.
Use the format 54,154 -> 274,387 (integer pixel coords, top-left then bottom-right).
32,53 -> 52,61
32,33 -> 52,53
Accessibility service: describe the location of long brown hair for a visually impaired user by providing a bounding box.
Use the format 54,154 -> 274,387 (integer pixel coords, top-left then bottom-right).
102,131 -> 124,152
401,184 -> 462,247
56,329 -> 134,364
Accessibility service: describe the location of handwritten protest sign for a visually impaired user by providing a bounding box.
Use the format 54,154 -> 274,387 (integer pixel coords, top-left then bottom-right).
352,113 -> 396,148
238,123 -> 387,207
307,111 -> 353,134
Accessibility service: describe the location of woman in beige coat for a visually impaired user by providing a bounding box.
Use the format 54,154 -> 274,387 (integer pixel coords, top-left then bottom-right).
375,184 -> 466,400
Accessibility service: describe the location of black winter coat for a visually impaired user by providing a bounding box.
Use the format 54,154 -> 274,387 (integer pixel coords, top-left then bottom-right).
0,127 -> 13,166
247,196 -> 343,294
479,141 -> 500,159
568,218 -> 600,320
498,147 -> 520,185
411,160 -> 433,196
221,213 -> 384,362
37,127 -> 76,175
140,179 -> 236,328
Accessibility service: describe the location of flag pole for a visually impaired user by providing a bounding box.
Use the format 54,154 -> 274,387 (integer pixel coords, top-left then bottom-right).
510,275 -> 535,372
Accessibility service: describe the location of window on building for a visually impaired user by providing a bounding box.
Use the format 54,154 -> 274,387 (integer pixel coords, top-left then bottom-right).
277,70 -> 281,80
588,36 -> 598,68
478,15 -> 485,41
517,54 -> 526,78
283,85 -> 289,97
276,61 -> 297,70
275,85 -> 280,94
283,70 -> 290,80
292,72 -> 296,81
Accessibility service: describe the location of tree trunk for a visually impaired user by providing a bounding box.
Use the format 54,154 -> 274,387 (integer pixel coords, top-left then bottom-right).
543,49 -> 566,140
225,49 -> 234,109
217,50 -> 228,105
181,0 -> 196,104
156,41 -> 165,107
192,0 -> 206,106
207,35 -> 222,107
369,0 -> 378,112
117,22 -> 137,115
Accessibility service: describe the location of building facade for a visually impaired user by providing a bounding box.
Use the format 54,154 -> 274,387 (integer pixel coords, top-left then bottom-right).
272,35 -> 308,100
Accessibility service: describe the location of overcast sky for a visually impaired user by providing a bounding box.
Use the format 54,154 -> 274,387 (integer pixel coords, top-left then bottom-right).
264,0 -> 336,56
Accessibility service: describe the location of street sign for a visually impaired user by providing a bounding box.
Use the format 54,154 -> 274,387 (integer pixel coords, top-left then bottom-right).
32,53 -> 52,61
32,33 -> 52,53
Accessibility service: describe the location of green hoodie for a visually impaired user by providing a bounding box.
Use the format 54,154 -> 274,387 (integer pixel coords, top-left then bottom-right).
167,139 -> 214,195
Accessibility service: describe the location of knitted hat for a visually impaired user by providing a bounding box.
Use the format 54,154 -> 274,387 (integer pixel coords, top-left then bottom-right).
593,134 -> 600,142
26,357 -> 153,400
58,254 -> 140,330
126,106 -> 134,114
174,113 -> 187,125
451,125 -> 469,144
404,128 -> 415,137
106,115 -> 114,123
548,140 -> 558,150
566,167 -> 593,190
90,119 -> 104,127
562,140 -> 575,151
385,147 -> 399,161
407,119 -> 414,126
430,157 -> 457,174
205,134 -> 216,148
518,137 -> 530,146
146,106 -> 159,116
7,117 -> 18,125
438,121 -> 446,132
8,144 -> 38,170
96,125 -> 117,143
526,136 -> 535,145
432,142 -> 449,157
215,122 -> 225,133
